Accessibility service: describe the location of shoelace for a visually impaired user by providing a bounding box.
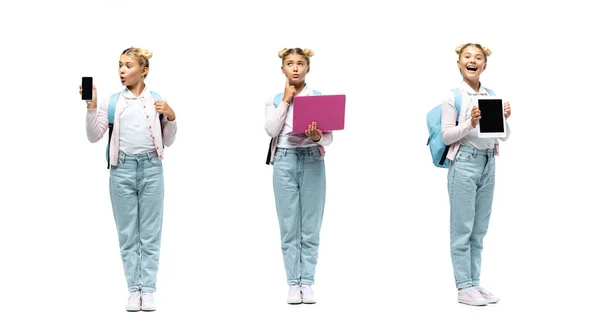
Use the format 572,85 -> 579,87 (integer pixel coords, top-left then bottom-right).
301,286 -> 313,295
462,288 -> 480,300
142,293 -> 154,303
477,288 -> 492,298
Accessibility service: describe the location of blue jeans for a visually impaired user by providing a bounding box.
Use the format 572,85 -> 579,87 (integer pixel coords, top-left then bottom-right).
448,145 -> 495,289
110,151 -> 164,293
273,146 -> 326,286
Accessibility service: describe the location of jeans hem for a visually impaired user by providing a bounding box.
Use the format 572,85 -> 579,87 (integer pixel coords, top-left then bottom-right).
456,281 -> 473,289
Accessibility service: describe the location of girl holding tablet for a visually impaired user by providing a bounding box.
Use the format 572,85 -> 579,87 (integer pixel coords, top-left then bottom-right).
265,48 -> 332,304
441,43 -> 511,306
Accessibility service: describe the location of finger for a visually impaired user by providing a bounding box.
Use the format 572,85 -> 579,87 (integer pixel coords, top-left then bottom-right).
305,130 -> 309,136
317,129 -> 323,137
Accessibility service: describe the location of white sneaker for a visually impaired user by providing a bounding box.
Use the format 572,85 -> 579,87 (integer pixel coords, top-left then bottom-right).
287,285 -> 302,304
141,292 -> 156,311
126,292 -> 141,312
300,285 -> 316,304
477,287 -> 500,304
457,287 -> 488,306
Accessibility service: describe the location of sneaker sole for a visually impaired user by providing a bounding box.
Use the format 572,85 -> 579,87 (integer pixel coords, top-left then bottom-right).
302,299 -> 316,304
141,307 -> 156,311
487,299 -> 500,304
126,308 -> 141,312
458,300 -> 488,306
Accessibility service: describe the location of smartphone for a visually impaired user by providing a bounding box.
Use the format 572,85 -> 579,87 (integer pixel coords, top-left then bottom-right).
81,77 -> 93,100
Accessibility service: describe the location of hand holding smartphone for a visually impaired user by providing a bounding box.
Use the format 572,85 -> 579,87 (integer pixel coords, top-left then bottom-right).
81,77 -> 93,100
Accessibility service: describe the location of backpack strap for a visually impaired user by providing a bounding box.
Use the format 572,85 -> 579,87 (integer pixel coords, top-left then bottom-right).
452,88 -> 462,124
438,88 -> 463,166
150,91 -> 164,122
106,92 -> 121,169
267,92 -> 285,165
273,92 -> 284,108
150,91 -> 165,149
150,90 -> 162,101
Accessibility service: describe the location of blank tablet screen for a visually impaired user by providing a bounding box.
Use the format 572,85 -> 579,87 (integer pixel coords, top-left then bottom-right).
478,99 -> 504,132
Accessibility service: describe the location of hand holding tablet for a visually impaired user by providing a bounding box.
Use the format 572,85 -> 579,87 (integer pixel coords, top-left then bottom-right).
475,96 -> 506,138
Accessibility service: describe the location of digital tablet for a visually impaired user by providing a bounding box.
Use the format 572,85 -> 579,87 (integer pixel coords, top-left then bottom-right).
476,96 -> 506,138
289,94 -> 346,134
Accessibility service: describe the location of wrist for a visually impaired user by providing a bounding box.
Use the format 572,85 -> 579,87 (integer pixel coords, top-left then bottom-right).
167,114 -> 176,121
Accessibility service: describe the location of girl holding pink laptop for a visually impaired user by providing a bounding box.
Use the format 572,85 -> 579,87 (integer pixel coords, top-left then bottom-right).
264,48 -> 332,305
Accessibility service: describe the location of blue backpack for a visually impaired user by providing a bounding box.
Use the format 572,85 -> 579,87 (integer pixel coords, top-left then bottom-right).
426,88 -> 495,168
265,90 -> 321,165
106,91 -> 163,168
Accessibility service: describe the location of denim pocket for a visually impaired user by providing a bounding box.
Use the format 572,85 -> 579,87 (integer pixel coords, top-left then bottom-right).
149,156 -> 163,167
274,150 -> 284,162
455,151 -> 473,162
311,154 -> 324,163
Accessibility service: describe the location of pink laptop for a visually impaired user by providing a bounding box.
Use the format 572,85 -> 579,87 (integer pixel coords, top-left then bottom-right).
289,94 -> 346,134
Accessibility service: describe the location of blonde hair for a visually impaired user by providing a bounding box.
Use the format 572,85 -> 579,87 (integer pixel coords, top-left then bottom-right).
455,43 -> 491,62
121,47 -> 153,77
278,48 -> 314,65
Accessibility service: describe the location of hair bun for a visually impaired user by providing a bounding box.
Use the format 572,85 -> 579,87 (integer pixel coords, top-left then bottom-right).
140,49 -> 153,60
303,48 -> 314,57
278,48 -> 288,58
482,46 -> 492,56
455,44 -> 465,55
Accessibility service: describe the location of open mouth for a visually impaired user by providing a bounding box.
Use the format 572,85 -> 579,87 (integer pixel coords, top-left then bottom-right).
466,65 -> 477,71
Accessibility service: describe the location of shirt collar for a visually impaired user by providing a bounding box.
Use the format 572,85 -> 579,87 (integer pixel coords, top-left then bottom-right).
297,84 -> 312,96
459,80 -> 488,95
121,84 -> 148,99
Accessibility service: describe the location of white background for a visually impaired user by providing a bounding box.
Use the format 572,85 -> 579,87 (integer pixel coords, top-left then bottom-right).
1,0 -> 599,334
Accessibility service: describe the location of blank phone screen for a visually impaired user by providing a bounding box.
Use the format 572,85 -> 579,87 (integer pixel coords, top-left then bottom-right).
478,99 -> 504,132
82,77 -> 93,100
